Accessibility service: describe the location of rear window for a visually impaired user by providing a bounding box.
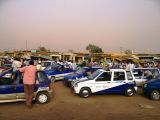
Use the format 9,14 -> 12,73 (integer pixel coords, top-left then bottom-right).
37,71 -> 47,83
126,71 -> 133,80
133,69 -> 143,77
133,69 -> 159,78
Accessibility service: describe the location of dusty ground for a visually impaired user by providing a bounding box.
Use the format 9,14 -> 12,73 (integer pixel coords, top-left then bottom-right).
0,81 -> 160,120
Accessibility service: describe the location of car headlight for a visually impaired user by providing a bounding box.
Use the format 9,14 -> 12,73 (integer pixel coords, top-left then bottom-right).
48,76 -> 51,79
74,83 -> 78,87
144,84 -> 147,88
72,82 -> 78,87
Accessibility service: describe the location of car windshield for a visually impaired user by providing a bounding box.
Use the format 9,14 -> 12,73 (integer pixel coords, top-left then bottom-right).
45,64 -> 59,70
75,68 -> 86,74
133,69 -> 159,77
41,62 -> 53,67
88,70 -> 102,80
155,74 -> 160,80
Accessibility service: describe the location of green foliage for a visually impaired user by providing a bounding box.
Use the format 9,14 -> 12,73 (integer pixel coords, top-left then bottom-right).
68,49 -> 74,53
37,46 -> 47,52
125,49 -> 132,54
86,44 -> 103,53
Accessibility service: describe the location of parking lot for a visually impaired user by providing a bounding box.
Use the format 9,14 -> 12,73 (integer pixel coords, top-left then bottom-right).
0,81 -> 160,120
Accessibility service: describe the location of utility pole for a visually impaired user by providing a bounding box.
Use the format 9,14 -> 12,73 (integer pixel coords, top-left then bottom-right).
26,40 -> 28,51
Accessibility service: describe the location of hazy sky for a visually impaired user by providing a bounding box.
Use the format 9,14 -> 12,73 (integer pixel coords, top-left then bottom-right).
0,0 -> 160,53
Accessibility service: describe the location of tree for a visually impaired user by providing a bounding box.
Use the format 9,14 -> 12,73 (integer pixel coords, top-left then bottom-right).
37,46 -> 48,52
124,49 -> 132,54
68,49 -> 74,53
86,44 -> 103,53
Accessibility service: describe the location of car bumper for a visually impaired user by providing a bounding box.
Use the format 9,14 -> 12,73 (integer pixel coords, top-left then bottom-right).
142,87 -> 150,97
64,79 -> 72,87
134,86 -> 138,92
71,85 -> 79,94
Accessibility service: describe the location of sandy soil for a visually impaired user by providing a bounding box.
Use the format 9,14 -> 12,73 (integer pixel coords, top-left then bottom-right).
0,81 -> 160,120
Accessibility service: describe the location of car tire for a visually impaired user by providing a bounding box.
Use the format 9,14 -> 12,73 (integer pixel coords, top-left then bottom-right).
80,88 -> 91,98
125,88 -> 135,97
51,76 -> 56,83
36,92 -> 50,104
150,90 -> 160,100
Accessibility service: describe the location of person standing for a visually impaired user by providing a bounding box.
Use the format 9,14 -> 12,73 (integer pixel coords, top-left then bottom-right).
12,57 -> 22,72
12,58 -> 22,80
126,61 -> 135,71
36,61 -> 42,70
19,60 -> 36,108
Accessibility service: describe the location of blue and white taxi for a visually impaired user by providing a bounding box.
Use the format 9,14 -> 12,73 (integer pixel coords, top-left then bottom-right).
72,69 -> 137,98
0,69 -> 53,104
44,64 -> 74,82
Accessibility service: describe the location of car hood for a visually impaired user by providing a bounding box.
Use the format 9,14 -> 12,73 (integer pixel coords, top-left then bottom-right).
146,79 -> 160,84
73,77 -> 90,84
64,73 -> 83,79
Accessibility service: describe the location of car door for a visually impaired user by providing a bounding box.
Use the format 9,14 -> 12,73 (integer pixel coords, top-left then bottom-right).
54,66 -> 64,79
110,71 -> 126,93
15,73 -> 25,100
93,71 -> 112,94
16,72 -> 42,100
0,72 -> 17,101
63,65 -> 73,76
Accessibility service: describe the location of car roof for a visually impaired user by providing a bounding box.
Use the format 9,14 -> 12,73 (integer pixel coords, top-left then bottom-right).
42,61 -> 55,62
133,68 -> 158,70
98,69 -> 126,72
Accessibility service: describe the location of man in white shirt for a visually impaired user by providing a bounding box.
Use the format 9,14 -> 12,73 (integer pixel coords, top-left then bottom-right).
126,62 -> 135,71
12,58 -> 22,72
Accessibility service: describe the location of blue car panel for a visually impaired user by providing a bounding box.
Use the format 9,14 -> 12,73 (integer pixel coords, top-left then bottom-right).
143,75 -> 160,100
64,66 -> 102,87
44,64 -> 74,82
95,81 -> 136,94
0,70 -> 52,104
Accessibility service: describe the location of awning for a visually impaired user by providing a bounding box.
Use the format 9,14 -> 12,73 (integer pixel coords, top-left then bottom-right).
41,55 -> 52,60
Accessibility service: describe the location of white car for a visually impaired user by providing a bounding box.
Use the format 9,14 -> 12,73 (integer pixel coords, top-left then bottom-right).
41,61 -> 55,70
133,68 -> 160,86
72,69 -> 137,98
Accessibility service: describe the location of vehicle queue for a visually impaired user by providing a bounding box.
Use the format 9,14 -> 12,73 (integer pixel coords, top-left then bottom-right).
1,57 -> 160,105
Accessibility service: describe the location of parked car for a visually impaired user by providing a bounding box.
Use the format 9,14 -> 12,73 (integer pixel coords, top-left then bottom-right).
133,68 -> 160,87
64,66 -> 102,87
41,61 -> 55,70
0,70 -> 52,104
71,69 -> 137,98
143,75 -> 160,100
0,66 -> 11,74
44,64 -> 74,82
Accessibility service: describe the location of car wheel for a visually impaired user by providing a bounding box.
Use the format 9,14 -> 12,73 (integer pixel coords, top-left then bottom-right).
150,90 -> 160,100
51,76 -> 56,83
125,88 -> 135,97
36,92 -> 50,104
80,88 -> 91,98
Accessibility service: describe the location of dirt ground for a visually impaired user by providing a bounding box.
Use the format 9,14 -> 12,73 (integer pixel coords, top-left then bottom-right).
0,81 -> 160,120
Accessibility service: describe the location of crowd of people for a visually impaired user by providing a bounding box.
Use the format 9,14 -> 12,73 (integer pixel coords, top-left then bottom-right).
1,56 -> 160,108
1,57 -> 160,71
